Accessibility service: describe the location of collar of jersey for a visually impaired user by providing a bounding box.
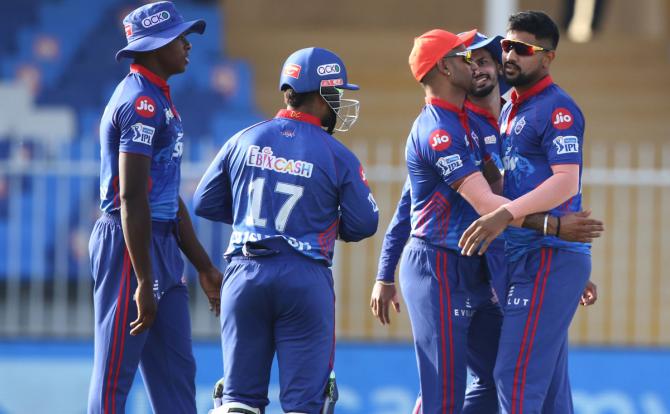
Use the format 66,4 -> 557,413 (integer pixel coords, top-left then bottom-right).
275,109 -> 322,128
425,97 -> 464,114
510,75 -> 553,105
464,99 -> 498,128
426,96 -> 470,134
130,64 -> 169,91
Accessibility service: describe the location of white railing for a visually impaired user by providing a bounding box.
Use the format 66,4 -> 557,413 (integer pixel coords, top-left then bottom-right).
1,138 -> 669,345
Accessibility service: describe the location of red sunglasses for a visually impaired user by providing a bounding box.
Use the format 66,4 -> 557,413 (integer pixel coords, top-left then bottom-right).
500,39 -> 552,56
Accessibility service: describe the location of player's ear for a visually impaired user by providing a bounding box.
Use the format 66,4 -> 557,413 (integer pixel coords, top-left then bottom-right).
436,58 -> 450,77
541,50 -> 555,68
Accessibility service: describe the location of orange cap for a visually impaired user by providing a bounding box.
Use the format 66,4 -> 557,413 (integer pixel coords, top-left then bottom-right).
408,28 -> 477,82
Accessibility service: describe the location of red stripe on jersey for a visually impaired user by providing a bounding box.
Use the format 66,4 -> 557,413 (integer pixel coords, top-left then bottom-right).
103,249 -> 131,414
511,248 -> 547,414
318,219 -> 339,258
414,192 -> 451,240
519,248 -> 553,413
435,251 -> 448,414
111,250 -> 132,414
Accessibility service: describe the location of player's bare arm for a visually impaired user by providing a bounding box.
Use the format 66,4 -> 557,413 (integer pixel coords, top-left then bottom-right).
176,197 -> 223,316
119,152 -> 157,336
460,206 -> 605,256
522,209 -> 604,243
458,163 -> 596,255
481,158 -> 503,195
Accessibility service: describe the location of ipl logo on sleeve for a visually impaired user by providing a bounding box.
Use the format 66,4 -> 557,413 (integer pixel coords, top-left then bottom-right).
436,154 -> 463,177
130,123 -> 156,146
553,136 -> 579,155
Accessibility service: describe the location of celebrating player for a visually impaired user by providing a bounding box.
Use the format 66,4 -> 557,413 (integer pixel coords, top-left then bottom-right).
381,26 -> 603,413
194,47 -> 378,414
396,28 -> 508,413
458,11 -> 600,412
87,2 -> 223,413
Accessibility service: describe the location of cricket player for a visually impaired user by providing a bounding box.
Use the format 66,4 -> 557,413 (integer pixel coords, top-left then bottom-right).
194,47 -> 379,414
87,2 -> 223,413
373,32 -> 508,414
458,11 -> 601,413
373,30 -> 600,413
397,28 -> 508,413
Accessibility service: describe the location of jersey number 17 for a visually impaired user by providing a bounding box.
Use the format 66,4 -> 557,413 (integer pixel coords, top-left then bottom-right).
246,178 -> 304,232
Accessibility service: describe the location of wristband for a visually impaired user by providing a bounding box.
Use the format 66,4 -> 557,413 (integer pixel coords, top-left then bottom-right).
556,216 -> 561,237
543,213 -> 549,236
377,280 -> 395,286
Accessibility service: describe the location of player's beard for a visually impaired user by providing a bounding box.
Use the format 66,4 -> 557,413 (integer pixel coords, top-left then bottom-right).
503,63 -> 536,87
470,82 -> 495,98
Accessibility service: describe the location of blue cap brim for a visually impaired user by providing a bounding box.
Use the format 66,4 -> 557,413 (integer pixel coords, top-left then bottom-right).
467,34 -> 510,95
340,83 -> 359,91
115,19 -> 206,61
468,34 -> 504,64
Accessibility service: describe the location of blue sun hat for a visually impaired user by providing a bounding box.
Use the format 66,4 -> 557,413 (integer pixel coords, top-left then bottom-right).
115,1 -> 205,62
466,32 -> 510,95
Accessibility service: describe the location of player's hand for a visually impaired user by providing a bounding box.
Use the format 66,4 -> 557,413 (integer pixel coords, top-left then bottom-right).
558,209 -> 604,243
581,280 -> 598,306
370,281 -> 400,325
459,206 -> 513,256
130,281 -> 157,336
199,265 -> 223,316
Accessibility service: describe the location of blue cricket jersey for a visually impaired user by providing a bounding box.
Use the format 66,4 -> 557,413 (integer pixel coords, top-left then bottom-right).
193,109 -> 379,265
405,97 -> 484,253
376,99 -> 503,282
464,99 -> 506,255
99,64 -> 184,221
500,75 -> 590,261
465,99 -> 503,171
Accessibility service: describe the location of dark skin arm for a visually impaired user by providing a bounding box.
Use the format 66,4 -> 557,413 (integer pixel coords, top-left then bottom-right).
119,152 -> 157,336
460,207 -> 605,256
481,159 -> 503,195
176,197 -> 223,316
522,209 -> 603,243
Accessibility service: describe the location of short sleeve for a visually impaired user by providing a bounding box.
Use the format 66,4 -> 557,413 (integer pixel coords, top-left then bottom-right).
116,94 -> 163,157
541,101 -> 585,166
421,125 -> 479,186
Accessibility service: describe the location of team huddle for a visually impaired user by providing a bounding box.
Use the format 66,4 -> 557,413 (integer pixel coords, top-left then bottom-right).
87,1 -> 604,413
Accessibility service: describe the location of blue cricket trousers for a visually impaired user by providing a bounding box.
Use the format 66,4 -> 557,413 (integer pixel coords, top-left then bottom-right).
400,237 -> 502,414
494,247 -> 590,414
87,213 -> 196,414
485,240 -> 509,307
220,238 -> 335,414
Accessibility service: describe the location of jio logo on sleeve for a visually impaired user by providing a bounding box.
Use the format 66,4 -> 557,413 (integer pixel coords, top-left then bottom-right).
134,96 -> 156,118
429,129 -> 452,151
551,108 -> 574,130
